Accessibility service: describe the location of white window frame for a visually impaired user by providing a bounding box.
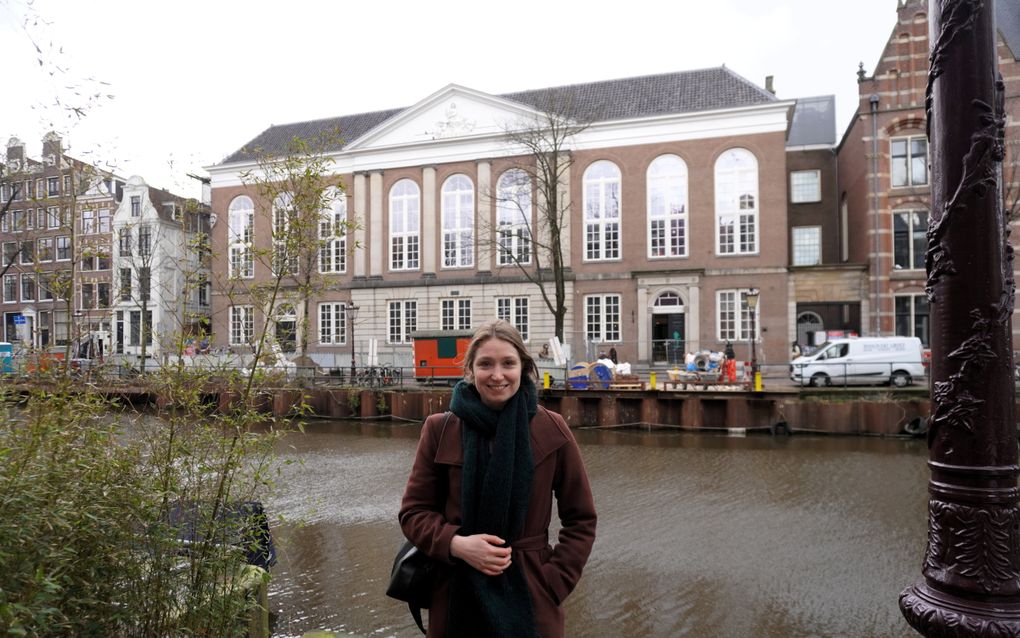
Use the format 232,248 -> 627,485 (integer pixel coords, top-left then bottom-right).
441,174 -> 475,269
647,154 -> 689,259
496,296 -> 530,341
20,274 -> 35,302
716,289 -> 759,342
56,236 -> 71,261
791,226 -> 822,266
895,293 -> 930,346
496,169 -> 532,266
585,294 -> 621,343
319,187 -> 347,274
228,196 -> 254,279
790,170 -> 821,203
441,298 -> 472,331
583,161 -> 622,261
37,237 -> 53,262
389,180 -> 420,271
715,148 -> 759,255
3,274 -> 17,303
272,192 -> 299,276
891,136 -> 928,187
229,305 -> 254,346
388,300 -> 417,344
318,302 -> 348,345
893,209 -> 928,271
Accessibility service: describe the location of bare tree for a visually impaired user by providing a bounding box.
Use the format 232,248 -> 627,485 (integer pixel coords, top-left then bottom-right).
488,90 -> 596,341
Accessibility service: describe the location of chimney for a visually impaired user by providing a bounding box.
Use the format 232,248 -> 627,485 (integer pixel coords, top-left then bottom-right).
765,75 -> 775,95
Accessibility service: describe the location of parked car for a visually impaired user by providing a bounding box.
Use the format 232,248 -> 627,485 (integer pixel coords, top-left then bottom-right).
790,337 -> 925,387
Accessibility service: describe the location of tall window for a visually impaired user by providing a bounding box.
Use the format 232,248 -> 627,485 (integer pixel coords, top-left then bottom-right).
496,169 -> 532,265
647,154 -> 688,258
130,195 -> 141,217
790,170 -> 821,203
891,136 -> 928,187
120,268 -> 132,301
791,227 -> 822,266
272,192 -> 298,276
229,305 -> 254,345
441,299 -> 472,331
441,175 -> 474,268
21,274 -> 35,302
895,294 -> 930,346
319,187 -> 346,274
715,148 -> 759,255
585,294 -> 621,342
390,180 -> 420,271
3,275 -> 16,302
717,289 -> 759,341
56,236 -> 71,261
97,209 -> 111,233
318,302 -> 347,345
497,297 -> 529,341
138,225 -> 151,257
583,161 -> 621,261
81,209 -> 96,234
37,237 -> 53,262
119,228 -> 132,256
388,300 -> 417,343
47,177 -> 59,197
894,210 -> 927,271
228,196 -> 254,278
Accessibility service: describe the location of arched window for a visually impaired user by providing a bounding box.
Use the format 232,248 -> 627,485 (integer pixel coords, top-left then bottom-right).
654,291 -> 685,308
583,160 -> 621,261
272,192 -> 298,275
227,196 -> 253,278
715,148 -> 759,255
319,186 -> 346,274
389,180 -> 420,271
441,174 -> 474,268
496,169 -> 531,266
647,155 -> 688,258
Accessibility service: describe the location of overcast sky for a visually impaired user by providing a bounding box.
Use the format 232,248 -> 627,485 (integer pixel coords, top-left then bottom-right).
1,0 -> 902,197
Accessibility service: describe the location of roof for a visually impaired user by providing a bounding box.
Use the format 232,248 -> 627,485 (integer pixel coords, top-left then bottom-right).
787,95 -> 836,147
220,67 -> 778,164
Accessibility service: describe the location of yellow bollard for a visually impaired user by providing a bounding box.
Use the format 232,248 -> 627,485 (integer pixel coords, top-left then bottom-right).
543,372 -> 551,389
753,371 -> 762,392
649,372 -> 657,390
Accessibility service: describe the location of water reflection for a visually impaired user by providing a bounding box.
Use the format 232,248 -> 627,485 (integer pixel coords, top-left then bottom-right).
266,422 -> 928,637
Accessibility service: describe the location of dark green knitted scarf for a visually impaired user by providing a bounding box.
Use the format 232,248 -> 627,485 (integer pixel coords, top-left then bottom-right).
446,377 -> 540,638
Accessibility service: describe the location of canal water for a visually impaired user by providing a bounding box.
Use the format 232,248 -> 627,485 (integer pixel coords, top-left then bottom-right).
265,420 -> 929,638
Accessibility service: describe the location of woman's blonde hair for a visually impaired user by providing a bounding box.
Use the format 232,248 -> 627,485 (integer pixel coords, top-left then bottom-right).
462,319 -> 539,382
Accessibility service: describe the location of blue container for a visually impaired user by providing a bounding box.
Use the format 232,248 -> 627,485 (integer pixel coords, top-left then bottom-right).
0,342 -> 12,374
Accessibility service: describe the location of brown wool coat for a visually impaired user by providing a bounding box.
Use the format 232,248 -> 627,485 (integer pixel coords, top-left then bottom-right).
399,408 -> 597,638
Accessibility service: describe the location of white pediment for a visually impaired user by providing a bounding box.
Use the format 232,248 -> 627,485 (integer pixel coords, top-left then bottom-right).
345,84 -> 542,151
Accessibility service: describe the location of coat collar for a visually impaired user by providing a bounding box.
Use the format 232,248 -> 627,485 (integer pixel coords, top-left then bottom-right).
434,408 -> 569,467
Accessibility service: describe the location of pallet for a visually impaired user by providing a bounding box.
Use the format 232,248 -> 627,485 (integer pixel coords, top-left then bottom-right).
609,382 -> 646,391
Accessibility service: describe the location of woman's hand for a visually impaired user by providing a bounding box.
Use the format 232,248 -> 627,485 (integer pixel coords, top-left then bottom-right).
450,534 -> 512,576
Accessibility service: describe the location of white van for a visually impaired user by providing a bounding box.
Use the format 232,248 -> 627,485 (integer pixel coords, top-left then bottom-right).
790,337 -> 925,387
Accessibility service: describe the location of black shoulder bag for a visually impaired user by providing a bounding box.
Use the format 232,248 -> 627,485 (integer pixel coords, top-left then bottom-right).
387,412 -> 452,634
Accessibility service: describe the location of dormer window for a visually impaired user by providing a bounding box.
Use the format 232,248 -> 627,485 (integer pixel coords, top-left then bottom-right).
131,196 -> 140,217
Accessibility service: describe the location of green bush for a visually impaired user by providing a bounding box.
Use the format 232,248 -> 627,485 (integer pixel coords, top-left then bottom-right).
0,369 -> 281,637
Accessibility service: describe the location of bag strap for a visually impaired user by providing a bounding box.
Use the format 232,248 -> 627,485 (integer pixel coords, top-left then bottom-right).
408,411 -> 454,635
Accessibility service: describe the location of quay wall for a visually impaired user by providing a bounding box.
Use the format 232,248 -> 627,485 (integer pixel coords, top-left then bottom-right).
215,387 -> 951,437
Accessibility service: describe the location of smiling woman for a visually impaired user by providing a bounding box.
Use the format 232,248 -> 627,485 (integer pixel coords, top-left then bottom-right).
399,319 -> 597,638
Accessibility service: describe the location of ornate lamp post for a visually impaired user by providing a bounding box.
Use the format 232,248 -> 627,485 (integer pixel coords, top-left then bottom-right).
899,1 -> 1020,634
746,288 -> 760,391
348,303 -> 359,382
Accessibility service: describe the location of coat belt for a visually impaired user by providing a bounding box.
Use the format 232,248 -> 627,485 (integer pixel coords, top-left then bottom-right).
512,532 -> 549,551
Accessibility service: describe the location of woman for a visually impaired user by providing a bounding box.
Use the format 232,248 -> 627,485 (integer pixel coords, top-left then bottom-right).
399,320 -> 597,637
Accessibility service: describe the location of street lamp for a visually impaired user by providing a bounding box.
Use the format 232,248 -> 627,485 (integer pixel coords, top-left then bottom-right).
348,303 -> 360,381
746,288 -> 761,391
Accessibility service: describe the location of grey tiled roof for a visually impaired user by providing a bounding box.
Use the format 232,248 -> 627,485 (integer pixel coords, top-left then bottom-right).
220,67 -> 777,165
787,95 -> 836,147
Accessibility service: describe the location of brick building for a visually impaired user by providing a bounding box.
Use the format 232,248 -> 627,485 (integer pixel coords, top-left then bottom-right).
837,0 -> 1020,347
208,68 -> 804,369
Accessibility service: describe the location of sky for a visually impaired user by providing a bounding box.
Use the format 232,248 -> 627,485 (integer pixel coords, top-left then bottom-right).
0,0 -> 902,198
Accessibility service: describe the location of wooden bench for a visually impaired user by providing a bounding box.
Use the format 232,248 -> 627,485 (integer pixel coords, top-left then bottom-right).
609,374 -> 645,391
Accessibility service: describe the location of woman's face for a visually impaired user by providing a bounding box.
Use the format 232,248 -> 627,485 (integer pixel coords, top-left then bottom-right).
471,337 -> 522,410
